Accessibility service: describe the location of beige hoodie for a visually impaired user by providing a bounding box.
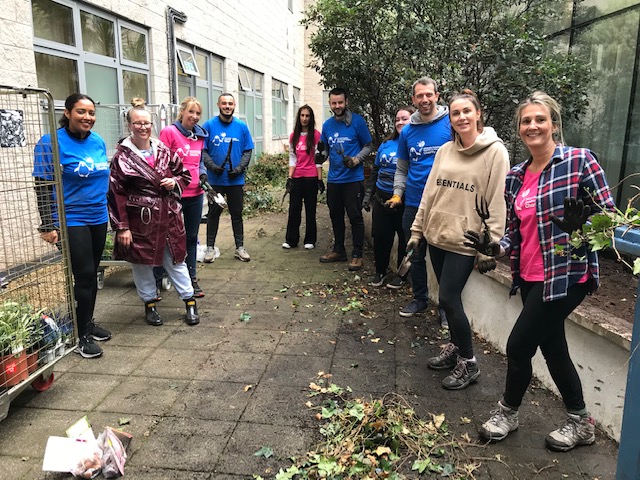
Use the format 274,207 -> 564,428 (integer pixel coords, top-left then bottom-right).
410,126 -> 509,256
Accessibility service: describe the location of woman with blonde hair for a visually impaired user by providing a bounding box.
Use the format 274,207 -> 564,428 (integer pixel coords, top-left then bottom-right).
159,96 -> 208,297
467,91 -> 615,451
108,98 -> 199,326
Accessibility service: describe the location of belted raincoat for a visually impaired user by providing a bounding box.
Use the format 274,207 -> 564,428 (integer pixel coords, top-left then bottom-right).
108,137 -> 191,265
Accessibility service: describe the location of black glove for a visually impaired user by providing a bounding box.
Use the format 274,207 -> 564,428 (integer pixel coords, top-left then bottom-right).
343,156 -> 360,168
476,254 -> 497,274
463,230 -> 501,257
315,141 -> 327,165
550,197 -> 590,234
285,177 -> 294,192
317,179 -> 325,194
199,173 -> 208,184
228,166 -> 243,179
211,164 -> 225,175
362,192 -> 371,212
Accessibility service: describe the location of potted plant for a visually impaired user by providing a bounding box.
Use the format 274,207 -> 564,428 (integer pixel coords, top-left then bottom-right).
0,300 -> 37,387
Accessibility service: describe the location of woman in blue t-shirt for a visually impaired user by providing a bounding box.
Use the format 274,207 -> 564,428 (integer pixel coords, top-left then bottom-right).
33,93 -> 111,359
364,106 -> 415,288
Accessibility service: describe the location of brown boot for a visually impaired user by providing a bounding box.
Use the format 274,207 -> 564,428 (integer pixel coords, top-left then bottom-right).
319,251 -> 347,263
348,257 -> 363,271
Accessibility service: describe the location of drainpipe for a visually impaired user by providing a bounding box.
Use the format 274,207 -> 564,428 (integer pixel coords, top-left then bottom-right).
167,7 -> 187,104
616,228 -> 640,479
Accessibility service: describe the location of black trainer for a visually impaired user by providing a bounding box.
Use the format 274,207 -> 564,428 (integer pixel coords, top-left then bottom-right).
368,272 -> 385,287
89,320 -> 112,341
192,279 -> 205,298
145,301 -> 163,326
76,334 -> 103,358
184,297 -> 200,326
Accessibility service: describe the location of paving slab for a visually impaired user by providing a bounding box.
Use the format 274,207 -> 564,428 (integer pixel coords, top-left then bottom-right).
0,207 -> 620,479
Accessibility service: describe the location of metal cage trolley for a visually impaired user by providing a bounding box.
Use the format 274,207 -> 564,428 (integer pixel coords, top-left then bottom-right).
0,86 -> 77,420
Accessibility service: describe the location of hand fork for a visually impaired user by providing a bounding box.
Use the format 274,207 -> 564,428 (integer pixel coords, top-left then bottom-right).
475,194 -> 492,245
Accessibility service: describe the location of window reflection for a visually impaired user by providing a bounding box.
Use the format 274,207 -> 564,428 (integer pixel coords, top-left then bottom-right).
34,52 -> 78,100
576,0 -> 640,23
81,11 -> 115,57
121,27 -> 146,64
32,0 -> 75,46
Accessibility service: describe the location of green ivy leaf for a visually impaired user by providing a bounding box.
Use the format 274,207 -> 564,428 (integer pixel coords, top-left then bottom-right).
240,312 -> 251,322
253,446 -> 274,458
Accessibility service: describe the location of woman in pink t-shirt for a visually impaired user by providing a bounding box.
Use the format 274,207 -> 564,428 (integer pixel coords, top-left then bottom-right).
282,105 -> 324,249
159,97 -> 208,297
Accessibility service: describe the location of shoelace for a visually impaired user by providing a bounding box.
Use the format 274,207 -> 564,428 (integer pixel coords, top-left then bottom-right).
556,417 -> 579,436
437,343 -> 457,360
451,360 -> 469,379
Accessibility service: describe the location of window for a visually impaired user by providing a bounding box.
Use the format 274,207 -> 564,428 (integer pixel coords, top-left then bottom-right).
176,46 -> 199,76
238,66 -> 263,157
177,49 -> 224,121
293,87 -> 301,115
272,79 -> 288,139
322,89 -> 332,121
32,0 -> 150,106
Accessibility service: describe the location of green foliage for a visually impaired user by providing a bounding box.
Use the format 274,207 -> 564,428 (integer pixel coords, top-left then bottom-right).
303,0 -> 591,152
247,153 -> 289,188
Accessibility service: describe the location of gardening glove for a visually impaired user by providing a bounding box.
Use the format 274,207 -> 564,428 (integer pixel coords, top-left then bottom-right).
475,253 -> 497,274
315,141 -> 327,165
463,230 -> 501,257
385,194 -> 402,209
406,236 -> 421,255
317,179 -> 325,194
342,156 -> 360,169
210,164 -> 225,175
362,191 -> 372,212
550,197 -> 590,234
285,177 -> 294,193
228,166 -> 243,179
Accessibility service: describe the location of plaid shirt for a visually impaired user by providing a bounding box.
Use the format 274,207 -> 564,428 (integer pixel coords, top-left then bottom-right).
500,145 -> 615,302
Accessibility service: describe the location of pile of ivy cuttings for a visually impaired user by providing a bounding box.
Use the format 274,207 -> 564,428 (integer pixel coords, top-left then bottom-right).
254,373 -> 481,480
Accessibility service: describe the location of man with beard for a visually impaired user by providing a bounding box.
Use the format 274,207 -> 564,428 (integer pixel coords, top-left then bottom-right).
319,87 -> 373,271
202,93 -> 254,262
386,77 -> 452,322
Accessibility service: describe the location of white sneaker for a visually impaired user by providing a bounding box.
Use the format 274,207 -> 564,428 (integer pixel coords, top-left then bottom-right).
204,246 -> 216,263
282,242 -> 291,249
235,246 -> 251,262
479,401 -> 519,441
304,243 -> 315,249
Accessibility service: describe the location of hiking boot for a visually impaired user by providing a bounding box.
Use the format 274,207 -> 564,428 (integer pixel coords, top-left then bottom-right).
89,320 -> 112,341
192,279 -> 204,298
348,257 -> 363,271
304,243 -> 315,249
184,297 -> 200,326
427,342 -> 458,370
442,358 -> 480,390
479,401 -> 519,441
204,246 -> 216,263
235,246 -> 251,262
145,301 -> 163,326
385,275 -> 404,289
319,251 -> 347,263
545,413 -> 596,452
438,307 -> 449,329
76,334 -> 103,359
399,299 -> 428,317
368,272 -> 385,287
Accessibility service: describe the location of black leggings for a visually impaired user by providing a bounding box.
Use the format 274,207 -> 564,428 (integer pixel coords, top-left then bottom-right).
503,281 -> 588,412
67,223 -> 107,337
428,245 -> 475,358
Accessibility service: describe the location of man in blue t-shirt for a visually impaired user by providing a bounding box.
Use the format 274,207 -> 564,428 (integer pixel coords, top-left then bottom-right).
387,77 -> 452,320
202,93 -> 254,262
319,87 -> 373,271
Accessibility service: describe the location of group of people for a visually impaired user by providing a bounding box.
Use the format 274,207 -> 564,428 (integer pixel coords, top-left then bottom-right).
34,80 -> 614,453
285,80 -> 615,453
33,92 -> 255,359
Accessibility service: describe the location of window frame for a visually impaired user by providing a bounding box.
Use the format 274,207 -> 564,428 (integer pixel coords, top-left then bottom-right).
176,45 -> 200,77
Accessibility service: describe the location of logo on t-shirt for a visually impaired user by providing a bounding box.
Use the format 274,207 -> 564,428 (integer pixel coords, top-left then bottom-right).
74,156 -> 95,177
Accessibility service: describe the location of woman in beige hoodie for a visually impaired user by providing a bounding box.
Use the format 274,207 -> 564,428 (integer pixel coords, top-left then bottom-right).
408,89 -> 509,390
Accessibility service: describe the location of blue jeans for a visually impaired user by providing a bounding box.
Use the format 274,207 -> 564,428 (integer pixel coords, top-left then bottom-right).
402,205 -> 428,303
181,194 -> 204,279
132,244 -> 194,302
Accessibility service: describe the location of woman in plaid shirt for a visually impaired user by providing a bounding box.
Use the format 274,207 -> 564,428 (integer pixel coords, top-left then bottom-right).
466,92 -> 615,451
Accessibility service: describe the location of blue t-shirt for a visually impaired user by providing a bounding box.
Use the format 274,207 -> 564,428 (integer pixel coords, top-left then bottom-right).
374,138 -> 400,194
33,128 -> 109,226
202,116 -> 254,187
321,112 -> 372,184
397,116 -> 452,207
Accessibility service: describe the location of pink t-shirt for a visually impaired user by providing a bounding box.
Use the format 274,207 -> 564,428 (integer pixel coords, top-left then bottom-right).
290,130 -> 320,178
515,169 -> 545,281
159,125 -> 204,198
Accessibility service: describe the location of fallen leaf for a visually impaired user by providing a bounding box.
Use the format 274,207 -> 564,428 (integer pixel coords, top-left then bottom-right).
370,338 -> 380,343
244,384 -> 253,392
362,287 -> 368,294
375,446 -> 391,456
432,413 -> 446,429
461,433 -> 471,442
460,416 -> 471,424
253,446 -> 273,458
118,417 -> 131,426
305,401 -> 313,408
240,312 -> 251,322
378,349 -> 384,354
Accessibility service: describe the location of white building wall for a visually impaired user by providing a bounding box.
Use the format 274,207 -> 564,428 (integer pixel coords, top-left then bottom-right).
0,0 -> 314,154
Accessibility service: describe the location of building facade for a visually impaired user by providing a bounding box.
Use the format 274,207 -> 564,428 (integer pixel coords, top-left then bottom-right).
548,0 -> 640,205
1,0 -> 325,157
